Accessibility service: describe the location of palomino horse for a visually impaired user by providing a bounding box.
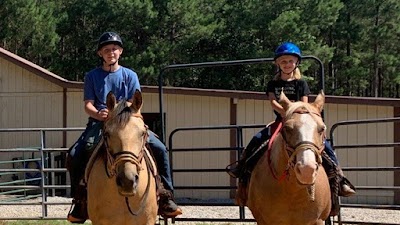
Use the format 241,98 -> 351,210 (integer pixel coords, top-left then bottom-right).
247,91 -> 331,225
86,90 -> 158,225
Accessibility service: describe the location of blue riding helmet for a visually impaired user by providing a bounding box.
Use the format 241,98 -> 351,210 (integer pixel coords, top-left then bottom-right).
97,32 -> 123,50
274,42 -> 302,61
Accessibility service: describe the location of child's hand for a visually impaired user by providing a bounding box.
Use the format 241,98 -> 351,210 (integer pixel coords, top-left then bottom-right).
97,108 -> 109,121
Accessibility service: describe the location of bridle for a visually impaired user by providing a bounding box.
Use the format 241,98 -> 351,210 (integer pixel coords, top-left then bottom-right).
271,108 -> 325,182
277,108 -> 326,201
103,113 -> 147,177
103,112 -> 152,216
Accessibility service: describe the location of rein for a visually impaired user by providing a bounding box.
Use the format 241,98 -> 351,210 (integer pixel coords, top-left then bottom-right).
103,113 -> 153,216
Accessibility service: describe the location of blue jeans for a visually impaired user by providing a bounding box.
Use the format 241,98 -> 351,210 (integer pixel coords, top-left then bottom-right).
324,139 -> 339,165
244,127 -> 270,160
147,132 -> 174,191
68,118 -> 102,197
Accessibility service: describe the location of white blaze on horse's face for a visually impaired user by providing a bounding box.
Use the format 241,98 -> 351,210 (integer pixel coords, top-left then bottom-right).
279,91 -> 326,186
294,113 -> 320,185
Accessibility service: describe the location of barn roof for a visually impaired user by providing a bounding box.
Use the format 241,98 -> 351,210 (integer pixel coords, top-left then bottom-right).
1,47 -> 400,107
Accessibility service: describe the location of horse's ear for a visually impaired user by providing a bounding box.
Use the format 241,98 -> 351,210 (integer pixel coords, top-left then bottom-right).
279,91 -> 291,111
106,92 -> 117,110
130,89 -> 143,113
312,90 -> 325,112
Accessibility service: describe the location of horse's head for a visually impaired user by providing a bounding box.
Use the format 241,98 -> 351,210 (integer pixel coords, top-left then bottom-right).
279,90 -> 326,185
103,90 -> 147,196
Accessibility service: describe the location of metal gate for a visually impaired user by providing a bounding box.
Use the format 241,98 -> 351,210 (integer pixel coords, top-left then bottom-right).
167,119 -> 400,225
329,117 -> 400,225
0,127 -> 83,220
0,124 -> 399,224
168,124 -> 265,223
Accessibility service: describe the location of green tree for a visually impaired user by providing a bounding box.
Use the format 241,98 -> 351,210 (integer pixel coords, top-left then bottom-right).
0,0 -> 59,68
331,0 -> 400,97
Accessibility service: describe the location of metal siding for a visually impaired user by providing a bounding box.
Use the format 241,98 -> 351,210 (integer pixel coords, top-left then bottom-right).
0,60 -> 64,147
0,93 -> 64,182
237,99 -> 274,148
65,91 -> 86,147
0,57 -> 7,92
162,94 -> 231,198
0,55 -> 398,202
332,105 -> 395,205
0,59 -> 64,181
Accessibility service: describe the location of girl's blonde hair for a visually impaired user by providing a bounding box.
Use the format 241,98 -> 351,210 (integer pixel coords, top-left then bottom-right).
274,67 -> 302,80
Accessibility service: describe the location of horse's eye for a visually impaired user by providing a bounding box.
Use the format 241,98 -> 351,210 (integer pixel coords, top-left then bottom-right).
318,124 -> 326,133
283,120 -> 295,131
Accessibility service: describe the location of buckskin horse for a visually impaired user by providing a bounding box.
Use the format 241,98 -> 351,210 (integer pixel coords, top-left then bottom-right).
85,90 -> 158,225
247,91 -> 331,225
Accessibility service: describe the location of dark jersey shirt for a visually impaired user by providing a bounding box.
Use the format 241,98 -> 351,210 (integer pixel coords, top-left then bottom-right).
266,79 -> 310,118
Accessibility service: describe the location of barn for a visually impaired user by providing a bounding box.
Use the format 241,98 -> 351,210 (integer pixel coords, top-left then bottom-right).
0,47 -> 399,206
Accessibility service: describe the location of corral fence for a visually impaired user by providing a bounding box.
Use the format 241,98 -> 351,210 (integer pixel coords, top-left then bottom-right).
0,117 -> 399,224
0,127 -> 82,220
168,117 -> 400,225
329,117 -> 400,224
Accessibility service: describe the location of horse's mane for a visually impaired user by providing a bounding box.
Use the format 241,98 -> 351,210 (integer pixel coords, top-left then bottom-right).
106,99 -> 138,132
285,101 -> 315,118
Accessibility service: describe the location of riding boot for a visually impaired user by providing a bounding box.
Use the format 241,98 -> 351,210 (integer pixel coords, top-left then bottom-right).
67,153 -> 89,223
227,157 -> 246,178
227,133 -> 263,179
158,189 -> 183,217
67,181 -> 88,223
338,168 -> 356,197
323,140 -> 356,197
227,121 -> 280,180
146,131 -> 183,217
227,134 -> 268,179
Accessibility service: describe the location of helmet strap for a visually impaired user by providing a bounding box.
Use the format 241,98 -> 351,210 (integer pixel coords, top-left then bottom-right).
100,56 -> 119,72
108,61 -> 118,72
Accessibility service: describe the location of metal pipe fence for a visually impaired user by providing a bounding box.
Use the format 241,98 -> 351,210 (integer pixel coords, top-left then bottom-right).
329,117 -> 400,224
0,121 -> 399,224
0,127 -> 84,219
168,124 -> 267,222
168,121 -> 400,225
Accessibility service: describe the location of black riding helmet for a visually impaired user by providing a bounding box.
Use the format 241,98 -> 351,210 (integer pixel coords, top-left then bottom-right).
97,32 -> 123,50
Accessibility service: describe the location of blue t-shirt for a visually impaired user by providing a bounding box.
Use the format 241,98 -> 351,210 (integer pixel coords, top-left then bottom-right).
83,66 -> 141,111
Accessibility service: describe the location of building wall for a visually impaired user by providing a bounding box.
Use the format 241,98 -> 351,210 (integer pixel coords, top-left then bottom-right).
0,58 -> 63,143
164,93 -> 231,199
0,49 -> 399,203
0,57 -> 64,183
325,104 -> 394,204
